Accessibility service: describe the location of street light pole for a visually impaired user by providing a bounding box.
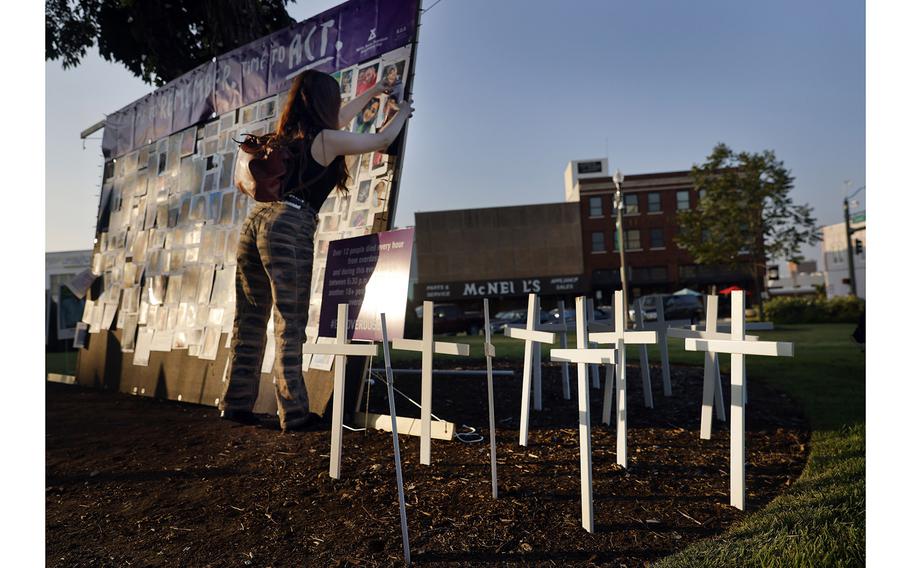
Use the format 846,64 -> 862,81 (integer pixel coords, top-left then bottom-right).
841,184 -> 865,297
613,170 -> 629,328
842,196 -> 857,297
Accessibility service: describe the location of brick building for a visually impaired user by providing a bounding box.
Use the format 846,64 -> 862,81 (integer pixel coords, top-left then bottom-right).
413,202 -> 586,310
564,159 -> 753,302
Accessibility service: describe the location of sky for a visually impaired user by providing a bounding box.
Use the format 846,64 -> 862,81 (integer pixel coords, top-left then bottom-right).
46,0 -> 865,269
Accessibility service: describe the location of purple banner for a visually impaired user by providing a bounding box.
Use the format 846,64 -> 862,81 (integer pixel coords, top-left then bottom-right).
101,105 -> 134,158
267,14 -> 342,94
172,63 -> 216,134
214,53 -> 244,116
132,94 -> 155,148
319,228 -> 414,341
152,86 -> 175,141
102,0 -> 418,158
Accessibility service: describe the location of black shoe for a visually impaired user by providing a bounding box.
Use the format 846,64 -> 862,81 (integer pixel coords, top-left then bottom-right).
281,411 -> 320,432
220,409 -> 260,426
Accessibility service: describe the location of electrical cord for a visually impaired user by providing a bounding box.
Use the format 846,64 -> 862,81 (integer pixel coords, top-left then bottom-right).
368,369 -> 484,444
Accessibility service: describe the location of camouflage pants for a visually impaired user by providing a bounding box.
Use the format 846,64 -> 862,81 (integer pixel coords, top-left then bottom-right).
220,200 -> 317,426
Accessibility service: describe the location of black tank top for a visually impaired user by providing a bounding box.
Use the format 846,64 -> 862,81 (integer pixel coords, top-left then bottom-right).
282,134 -> 340,210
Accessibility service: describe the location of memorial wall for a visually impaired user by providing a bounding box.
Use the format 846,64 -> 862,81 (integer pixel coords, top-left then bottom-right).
75,0 -> 420,414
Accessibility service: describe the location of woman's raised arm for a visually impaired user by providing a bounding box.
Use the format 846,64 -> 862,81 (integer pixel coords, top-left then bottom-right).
313,100 -> 413,165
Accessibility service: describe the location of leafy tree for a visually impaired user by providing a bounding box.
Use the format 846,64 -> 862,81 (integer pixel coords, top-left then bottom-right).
46,0 -> 296,86
677,143 -> 819,318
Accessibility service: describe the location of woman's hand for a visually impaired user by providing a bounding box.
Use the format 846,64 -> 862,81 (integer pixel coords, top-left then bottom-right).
371,80 -> 394,96
398,99 -> 414,119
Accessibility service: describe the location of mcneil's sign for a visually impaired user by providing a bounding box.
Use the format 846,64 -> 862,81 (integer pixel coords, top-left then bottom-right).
418,276 -> 585,300
102,0 -> 419,158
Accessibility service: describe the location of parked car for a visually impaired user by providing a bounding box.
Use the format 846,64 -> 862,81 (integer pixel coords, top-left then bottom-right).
547,308 -> 576,325
489,309 -> 528,333
631,294 -> 704,324
491,308 -> 557,332
665,295 -> 704,323
414,303 -> 485,335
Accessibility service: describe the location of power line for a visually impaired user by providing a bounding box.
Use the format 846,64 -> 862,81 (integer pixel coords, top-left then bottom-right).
422,0 -> 445,15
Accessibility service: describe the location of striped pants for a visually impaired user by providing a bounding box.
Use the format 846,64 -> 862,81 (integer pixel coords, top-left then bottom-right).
220,200 -> 316,428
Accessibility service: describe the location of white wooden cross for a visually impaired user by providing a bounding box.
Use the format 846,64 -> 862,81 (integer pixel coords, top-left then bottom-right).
482,298 -> 499,498
584,298 -> 602,389
302,303 -> 377,479
633,296 -> 679,397
504,293 -> 556,447
392,300 -> 470,465
378,313 -> 411,565
667,295 -> 760,439
589,290 -> 657,468
632,298 -> 655,409
710,321 -> 772,405
685,290 -> 793,510
551,295 -> 617,533
538,299 -> 572,400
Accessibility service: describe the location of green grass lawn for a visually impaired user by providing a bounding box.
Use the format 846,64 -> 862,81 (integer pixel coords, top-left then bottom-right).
653,323 -> 865,567
48,324 -> 864,565
392,324 -> 865,566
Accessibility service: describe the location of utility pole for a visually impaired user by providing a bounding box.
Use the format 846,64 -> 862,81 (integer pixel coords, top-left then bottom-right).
842,196 -> 857,297
842,183 -> 865,297
613,170 -> 629,327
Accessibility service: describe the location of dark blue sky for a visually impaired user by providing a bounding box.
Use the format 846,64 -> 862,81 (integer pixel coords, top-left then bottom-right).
47,0 -> 865,266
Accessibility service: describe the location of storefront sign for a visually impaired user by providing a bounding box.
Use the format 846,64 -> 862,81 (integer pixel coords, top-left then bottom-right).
417,275 -> 585,300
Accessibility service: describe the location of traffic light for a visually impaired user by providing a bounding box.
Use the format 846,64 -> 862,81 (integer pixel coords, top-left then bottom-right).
854,239 -> 864,255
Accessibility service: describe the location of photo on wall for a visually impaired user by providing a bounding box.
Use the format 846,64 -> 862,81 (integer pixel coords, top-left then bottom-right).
339,69 -> 353,96
356,179 -> 371,204
354,97 -> 382,133
380,59 -> 405,101
356,61 -> 379,96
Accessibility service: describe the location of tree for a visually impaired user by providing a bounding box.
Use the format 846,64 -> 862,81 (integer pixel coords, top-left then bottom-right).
676,143 -> 819,318
46,0 -> 296,86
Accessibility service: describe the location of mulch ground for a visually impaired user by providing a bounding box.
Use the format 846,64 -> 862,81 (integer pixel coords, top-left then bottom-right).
46,360 -> 808,567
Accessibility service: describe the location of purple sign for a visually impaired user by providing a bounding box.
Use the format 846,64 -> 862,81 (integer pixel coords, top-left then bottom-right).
172,63 -> 217,133
102,0 -> 419,158
319,227 -> 414,341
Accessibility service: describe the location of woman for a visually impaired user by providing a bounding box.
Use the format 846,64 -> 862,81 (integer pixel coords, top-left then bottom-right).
219,70 -> 413,431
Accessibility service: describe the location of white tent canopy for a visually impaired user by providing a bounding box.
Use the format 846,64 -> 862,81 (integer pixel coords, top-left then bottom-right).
673,288 -> 702,296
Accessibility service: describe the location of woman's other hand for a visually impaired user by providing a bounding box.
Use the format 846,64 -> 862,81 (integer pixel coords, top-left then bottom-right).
399,99 -> 414,119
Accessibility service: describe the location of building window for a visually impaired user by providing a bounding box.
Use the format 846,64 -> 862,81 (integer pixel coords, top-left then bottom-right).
631,266 -> 669,282
676,190 -> 690,210
592,268 -> 621,285
614,229 -> 641,250
698,188 -> 707,200
679,264 -> 697,279
577,161 -> 602,174
591,231 -> 605,253
589,196 -> 603,217
624,194 -> 639,215
650,227 -> 665,248
648,192 -> 661,213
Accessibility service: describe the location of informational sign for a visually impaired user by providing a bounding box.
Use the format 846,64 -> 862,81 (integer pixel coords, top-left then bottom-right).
417,275 -> 585,301
319,227 -> 414,341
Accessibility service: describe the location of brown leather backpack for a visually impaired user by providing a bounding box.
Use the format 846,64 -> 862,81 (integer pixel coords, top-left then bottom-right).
233,133 -> 290,202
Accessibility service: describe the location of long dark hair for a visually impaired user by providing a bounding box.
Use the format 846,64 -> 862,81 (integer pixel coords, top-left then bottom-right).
275,70 -> 349,191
